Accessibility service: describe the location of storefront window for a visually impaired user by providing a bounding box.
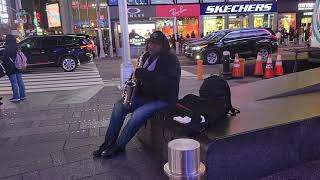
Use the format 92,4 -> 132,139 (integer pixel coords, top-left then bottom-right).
118,23 -> 156,46
203,16 -> 224,35
228,15 -> 248,29
278,13 -> 296,33
150,0 -> 174,4
254,14 -> 274,29
177,17 -> 199,38
156,19 -> 174,37
177,0 -> 199,3
202,0 -> 224,2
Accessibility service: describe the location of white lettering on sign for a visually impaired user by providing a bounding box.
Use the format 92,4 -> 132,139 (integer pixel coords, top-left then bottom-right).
205,3 -> 273,14
169,6 -> 187,16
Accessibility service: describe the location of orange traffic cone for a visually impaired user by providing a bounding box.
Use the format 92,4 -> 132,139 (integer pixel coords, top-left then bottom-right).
232,53 -> 242,78
254,52 -> 263,76
264,54 -> 274,79
274,52 -> 284,76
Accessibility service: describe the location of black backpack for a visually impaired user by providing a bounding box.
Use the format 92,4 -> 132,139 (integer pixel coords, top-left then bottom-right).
199,75 -> 240,116
160,94 -> 227,136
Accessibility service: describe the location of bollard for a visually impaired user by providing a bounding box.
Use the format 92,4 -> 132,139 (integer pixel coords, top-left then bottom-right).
239,58 -> 245,78
221,51 -> 232,80
164,139 -> 205,180
197,60 -> 203,80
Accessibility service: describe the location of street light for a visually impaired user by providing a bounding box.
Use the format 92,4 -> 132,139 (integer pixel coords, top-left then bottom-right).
96,0 -> 106,59
118,0 -> 132,89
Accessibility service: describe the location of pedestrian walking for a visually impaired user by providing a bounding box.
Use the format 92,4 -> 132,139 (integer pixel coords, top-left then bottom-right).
0,97 -> 2,106
2,34 -> 26,102
191,31 -> 196,38
276,30 -> 282,46
93,31 -> 181,159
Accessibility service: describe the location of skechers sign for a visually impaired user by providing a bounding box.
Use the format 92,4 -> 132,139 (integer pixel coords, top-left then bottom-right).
201,2 -> 277,15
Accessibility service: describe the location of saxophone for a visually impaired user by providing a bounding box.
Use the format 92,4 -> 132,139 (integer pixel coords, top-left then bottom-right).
122,52 -> 146,109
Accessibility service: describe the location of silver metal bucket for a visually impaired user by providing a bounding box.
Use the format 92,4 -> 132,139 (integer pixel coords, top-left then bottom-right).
164,138 -> 205,180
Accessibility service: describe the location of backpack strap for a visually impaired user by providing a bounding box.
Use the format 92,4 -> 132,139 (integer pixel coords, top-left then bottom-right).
226,82 -> 240,116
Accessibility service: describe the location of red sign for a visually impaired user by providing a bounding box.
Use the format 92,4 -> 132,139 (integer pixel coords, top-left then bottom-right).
156,4 -> 200,17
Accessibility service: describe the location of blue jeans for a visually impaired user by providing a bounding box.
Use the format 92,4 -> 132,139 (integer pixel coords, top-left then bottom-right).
105,95 -> 168,149
8,73 -> 26,99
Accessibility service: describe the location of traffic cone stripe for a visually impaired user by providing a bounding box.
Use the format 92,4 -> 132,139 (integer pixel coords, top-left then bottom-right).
232,53 -> 243,78
274,52 -> 284,76
264,55 -> 274,79
254,53 -> 263,76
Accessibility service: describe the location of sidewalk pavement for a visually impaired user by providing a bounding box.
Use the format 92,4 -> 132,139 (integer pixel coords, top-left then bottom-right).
0,59 -> 319,180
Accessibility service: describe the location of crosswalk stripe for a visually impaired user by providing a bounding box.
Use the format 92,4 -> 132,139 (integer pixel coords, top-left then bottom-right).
0,63 -> 104,95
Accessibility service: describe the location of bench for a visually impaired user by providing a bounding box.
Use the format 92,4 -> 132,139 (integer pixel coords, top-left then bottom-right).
137,68 -> 320,180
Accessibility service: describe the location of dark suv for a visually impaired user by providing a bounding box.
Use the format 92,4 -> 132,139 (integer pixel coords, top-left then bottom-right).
184,28 -> 278,64
0,35 -> 93,72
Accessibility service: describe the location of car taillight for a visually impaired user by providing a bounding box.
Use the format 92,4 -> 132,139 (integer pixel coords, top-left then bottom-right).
272,35 -> 278,41
80,45 -> 90,49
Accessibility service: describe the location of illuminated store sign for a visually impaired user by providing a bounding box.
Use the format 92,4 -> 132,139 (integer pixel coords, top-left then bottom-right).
201,2 -> 277,15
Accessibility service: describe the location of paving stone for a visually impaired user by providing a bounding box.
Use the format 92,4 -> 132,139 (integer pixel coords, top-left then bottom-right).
80,121 -> 108,130
63,145 -> 97,163
0,155 -> 52,178
64,136 -> 104,150
89,128 -> 100,137
0,175 -> 22,180
2,125 -> 70,138
69,129 -> 89,139
68,123 -> 80,131
2,122 -> 33,131
39,159 -> 96,180
50,151 -> 67,167
16,132 -> 67,146
39,119 -> 68,127
99,127 -> 106,137
22,171 -> 40,180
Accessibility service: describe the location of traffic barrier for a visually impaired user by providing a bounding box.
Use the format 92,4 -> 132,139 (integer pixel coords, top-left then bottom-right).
232,53 -> 242,78
264,54 -> 274,79
197,60 -> 203,80
274,52 -> 284,76
254,52 -> 263,76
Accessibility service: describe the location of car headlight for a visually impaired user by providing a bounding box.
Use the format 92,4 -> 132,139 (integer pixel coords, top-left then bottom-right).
191,45 -> 206,51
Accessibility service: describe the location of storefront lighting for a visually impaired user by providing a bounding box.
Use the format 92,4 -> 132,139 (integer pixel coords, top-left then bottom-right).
303,12 -> 313,16
196,55 -> 201,60
298,3 -> 314,11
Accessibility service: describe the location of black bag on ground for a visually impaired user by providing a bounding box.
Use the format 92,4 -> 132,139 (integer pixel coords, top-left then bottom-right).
199,75 -> 240,116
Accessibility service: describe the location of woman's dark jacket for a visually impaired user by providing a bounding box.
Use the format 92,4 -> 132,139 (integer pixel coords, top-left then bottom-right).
136,51 -> 181,104
2,37 -> 19,76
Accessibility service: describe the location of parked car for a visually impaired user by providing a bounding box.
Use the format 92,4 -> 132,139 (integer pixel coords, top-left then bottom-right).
184,28 -> 278,64
0,35 -> 93,72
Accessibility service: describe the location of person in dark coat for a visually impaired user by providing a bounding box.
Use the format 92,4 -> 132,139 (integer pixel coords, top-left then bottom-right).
2,34 -> 26,102
93,31 -> 181,159
191,31 -> 196,38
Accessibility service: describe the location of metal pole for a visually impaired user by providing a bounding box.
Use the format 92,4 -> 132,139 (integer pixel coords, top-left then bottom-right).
118,0 -> 132,89
173,17 -> 179,55
107,6 -> 114,58
96,0 -> 106,58
15,0 -> 22,10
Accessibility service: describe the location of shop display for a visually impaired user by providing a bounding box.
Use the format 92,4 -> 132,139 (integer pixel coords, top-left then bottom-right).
203,16 -> 224,35
278,13 -> 296,32
254,14 -> 274,29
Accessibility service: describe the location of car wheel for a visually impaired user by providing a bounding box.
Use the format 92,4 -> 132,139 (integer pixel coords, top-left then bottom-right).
257,47 -> 270,58
205,51 -> 219,65
61,56 -> 77,72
